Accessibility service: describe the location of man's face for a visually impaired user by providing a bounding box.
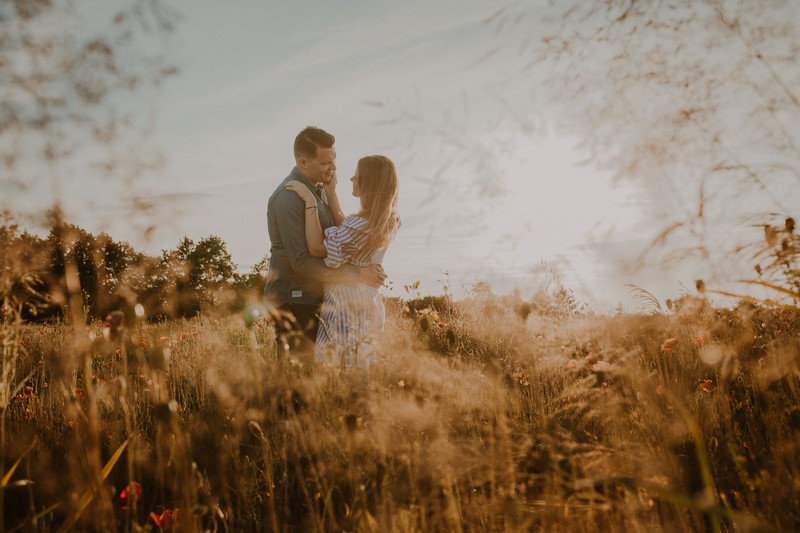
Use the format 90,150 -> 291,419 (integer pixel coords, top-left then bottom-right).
299,147 -> 336,184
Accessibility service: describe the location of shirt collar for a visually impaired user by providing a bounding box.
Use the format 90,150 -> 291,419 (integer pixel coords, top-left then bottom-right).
290,166 -> 326,201
290,166 -> 316,188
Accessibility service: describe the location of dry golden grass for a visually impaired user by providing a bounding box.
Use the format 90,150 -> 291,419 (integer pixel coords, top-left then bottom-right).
1,293 -> 799,532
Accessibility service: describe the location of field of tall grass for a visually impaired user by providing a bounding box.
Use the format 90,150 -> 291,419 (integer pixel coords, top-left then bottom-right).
2,288 -> 798,532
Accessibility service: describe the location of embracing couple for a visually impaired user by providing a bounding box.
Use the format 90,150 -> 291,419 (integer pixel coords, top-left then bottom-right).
263,126 -> 399,368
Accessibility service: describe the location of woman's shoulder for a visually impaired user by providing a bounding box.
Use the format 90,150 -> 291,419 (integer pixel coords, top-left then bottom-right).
342,215 -> 368,229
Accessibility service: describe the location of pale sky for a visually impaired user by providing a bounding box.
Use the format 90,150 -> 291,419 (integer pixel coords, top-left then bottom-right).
5,0 -> 745,311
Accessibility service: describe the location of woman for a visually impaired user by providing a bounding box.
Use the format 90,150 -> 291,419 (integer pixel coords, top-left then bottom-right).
285,155 -> 400,367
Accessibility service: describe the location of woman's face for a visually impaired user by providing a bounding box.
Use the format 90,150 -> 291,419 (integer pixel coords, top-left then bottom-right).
350,169 -> 360,198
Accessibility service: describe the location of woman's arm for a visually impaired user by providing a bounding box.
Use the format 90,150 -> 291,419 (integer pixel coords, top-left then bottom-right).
323,173 -> 345,226
285,181 -> 327,257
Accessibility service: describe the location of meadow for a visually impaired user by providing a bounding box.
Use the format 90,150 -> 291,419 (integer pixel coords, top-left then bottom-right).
3,1 -> 799,530
1,288 -> 798,532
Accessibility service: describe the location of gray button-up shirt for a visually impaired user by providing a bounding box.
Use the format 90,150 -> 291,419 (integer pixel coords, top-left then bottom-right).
263,167 -> 359,307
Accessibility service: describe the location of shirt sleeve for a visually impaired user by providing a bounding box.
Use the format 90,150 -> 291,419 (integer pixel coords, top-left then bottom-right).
324,217 -> 368,268
272,190 -> 360,283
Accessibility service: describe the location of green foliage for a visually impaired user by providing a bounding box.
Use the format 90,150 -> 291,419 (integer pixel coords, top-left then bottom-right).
0,215 -> 256,321
156,236 -> 239,317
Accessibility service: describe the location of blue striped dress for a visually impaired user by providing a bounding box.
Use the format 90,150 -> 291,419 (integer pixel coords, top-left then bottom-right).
315,215 -> 388,367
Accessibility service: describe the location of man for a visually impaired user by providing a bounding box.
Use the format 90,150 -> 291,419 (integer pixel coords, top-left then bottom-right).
264,126 -> 386,359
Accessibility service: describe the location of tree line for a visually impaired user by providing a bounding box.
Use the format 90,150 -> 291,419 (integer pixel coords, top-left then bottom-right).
0,212 -> 267,322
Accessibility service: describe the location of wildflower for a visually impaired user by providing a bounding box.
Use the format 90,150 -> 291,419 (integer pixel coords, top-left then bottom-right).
512,370 -> 530,387
119,481 -> 142,509
692,336 -> 705,345
661,338 -> 678,352
67,421 -> 77,429
151,508 -> 178,530
73,388 -> 84,400
699,379 -> 715,393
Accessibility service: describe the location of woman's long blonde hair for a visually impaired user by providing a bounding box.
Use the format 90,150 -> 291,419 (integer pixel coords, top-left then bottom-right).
356,155 -> 400,250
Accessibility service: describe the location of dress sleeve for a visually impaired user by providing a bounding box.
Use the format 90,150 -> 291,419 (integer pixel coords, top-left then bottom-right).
323,217 -> 368,268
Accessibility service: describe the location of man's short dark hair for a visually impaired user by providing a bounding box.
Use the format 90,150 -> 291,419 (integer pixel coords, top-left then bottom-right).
294,126 -> 335,160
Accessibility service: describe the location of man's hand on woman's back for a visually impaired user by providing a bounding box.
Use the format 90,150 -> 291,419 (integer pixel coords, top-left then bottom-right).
359,264 -> 387,288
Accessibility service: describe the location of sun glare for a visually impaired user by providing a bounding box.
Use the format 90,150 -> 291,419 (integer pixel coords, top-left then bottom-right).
471,134 -> 644,300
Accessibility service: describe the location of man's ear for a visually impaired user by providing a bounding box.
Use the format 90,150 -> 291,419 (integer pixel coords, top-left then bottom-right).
296,157 -> 307,169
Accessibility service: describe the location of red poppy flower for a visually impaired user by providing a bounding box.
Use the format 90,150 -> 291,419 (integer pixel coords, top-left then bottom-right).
692,336 -> 705,344
119,482 -> 142,509
151,508 -> 178,531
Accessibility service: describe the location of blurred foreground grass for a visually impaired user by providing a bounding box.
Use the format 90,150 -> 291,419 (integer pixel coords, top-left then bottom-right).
1,293 -> 798,532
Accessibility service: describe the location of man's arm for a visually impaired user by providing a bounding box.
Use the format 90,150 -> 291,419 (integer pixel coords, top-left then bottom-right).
273,190 -> 364,285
